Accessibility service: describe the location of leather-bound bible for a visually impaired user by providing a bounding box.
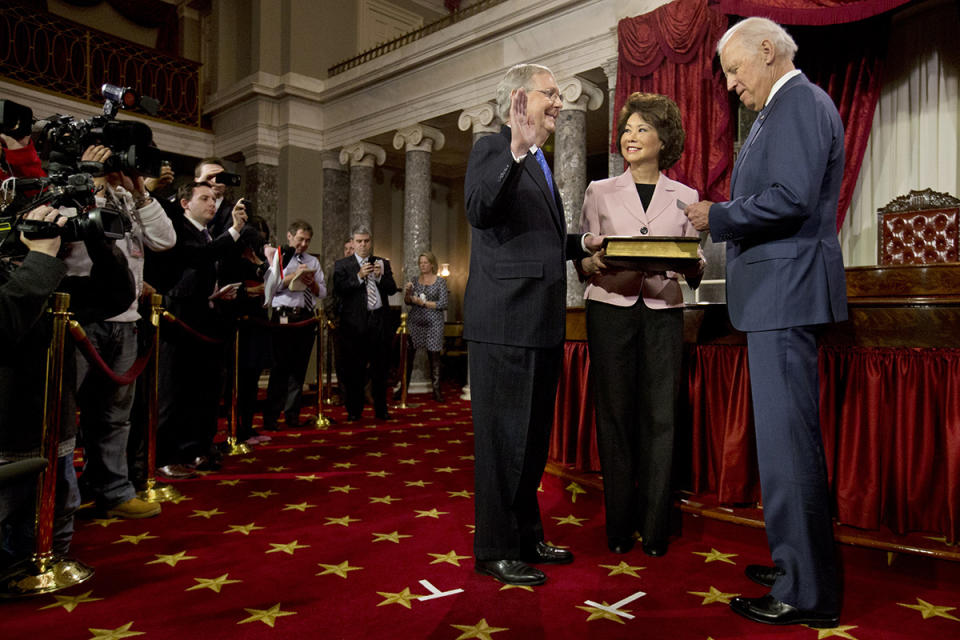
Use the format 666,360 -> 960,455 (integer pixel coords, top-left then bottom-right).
601,236 -> 700,270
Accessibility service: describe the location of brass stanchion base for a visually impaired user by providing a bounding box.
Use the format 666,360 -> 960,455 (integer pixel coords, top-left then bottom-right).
137,479 -> 183,503
314,414 -> 332,429
225,438 -> 251,455
0,556 -> 94,598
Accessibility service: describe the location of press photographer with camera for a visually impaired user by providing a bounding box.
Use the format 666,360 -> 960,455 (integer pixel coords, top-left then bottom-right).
62,143 -> 175,520
194,157 -> 242,239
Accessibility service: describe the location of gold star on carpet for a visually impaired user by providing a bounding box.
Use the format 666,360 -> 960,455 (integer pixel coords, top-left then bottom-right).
372,531 -> 412,544
325,515 -> 361,527
376,587 -> 421,609
278,447 -> 294,453
428,550 -> 470,566
237,603 -> 297,627
367,451 -> 386,457
330,484 -> 357,494
499,584 -> 534,592
225,523 -> 264,535
370,495 -> 401,504
147,551 -> 196,567
425,448 -> 443,454
405,480 -> 430,487
282,502 -> 316,512
565,482 -> 586,503
815,625 -> 861,639
305,454 -> 324,461
447,439 -> 464,444
599,561 -> 646,578
190,508 -> 224,519
295,474 -> 320,481
87,621 -> 144,639
218,479 -> 241,486
394,442 -> 413,448
249,490 -> 277,499
448,490 -> 473,498
89,517 -> 121,528
311,439 -> 327,445
287,433 -> 302,438
552,514 -> 588,526
186,573 -> 242,593
367,470 -> 391,478
267,465 -> 289,472
693,548 -> 738,564
434,466 -> 458,473
316,561 -> 363,578
460,455 -> 475,461
112,532 -> 158,545
576,602 -> 629,624
332,462 -> 355,469
898,597 -> 960,621
194,470 -> 214,477
398,458 -> 420,465
337,444 -> 355,450
438,426 -> 453,431
366,436 -> 380,441
466,524 -> 476,533
688,586 -> 740,605
415,508 -> 449,519
389,429 -> 403,434
166,493 -> 192,504
238,457 -> 257,464
416,434 -> 432,439
450,618 -> 509,639
340,430 -> 355,436
410,422 -> 427,427
266,540 -> 310,555
39,590 -> 103,612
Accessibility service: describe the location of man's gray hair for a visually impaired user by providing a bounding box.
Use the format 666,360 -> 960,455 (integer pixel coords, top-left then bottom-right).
351,225 -> 371,237
717,16 -> 798,61
495,63 -> 555,123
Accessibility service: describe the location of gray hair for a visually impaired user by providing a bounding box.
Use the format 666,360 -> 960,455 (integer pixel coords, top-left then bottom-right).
717,17 -> 798,61
495,63 -> 555,123
351,225 -> 371,238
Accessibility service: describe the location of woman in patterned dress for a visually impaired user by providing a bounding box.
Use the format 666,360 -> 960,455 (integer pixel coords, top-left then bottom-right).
402,251 -> 448,401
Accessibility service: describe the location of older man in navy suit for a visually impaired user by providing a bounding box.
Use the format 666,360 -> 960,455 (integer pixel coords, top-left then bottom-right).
686,18 -> 846,628
464,63 -> 602,586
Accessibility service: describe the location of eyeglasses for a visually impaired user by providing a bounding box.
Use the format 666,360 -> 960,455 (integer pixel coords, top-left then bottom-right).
530,88 -> 563,103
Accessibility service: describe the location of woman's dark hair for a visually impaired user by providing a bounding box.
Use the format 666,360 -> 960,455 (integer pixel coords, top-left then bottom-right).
616,92 -> 686,170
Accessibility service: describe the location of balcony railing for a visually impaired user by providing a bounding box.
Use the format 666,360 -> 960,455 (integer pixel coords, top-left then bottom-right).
328,0 -> 507,77
0,4 -> 202,128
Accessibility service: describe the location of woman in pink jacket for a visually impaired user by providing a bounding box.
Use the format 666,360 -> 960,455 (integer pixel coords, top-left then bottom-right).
579,92 -> 704,557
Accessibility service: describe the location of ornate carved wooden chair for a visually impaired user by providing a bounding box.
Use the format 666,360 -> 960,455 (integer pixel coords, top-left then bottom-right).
877,189 -> 960,265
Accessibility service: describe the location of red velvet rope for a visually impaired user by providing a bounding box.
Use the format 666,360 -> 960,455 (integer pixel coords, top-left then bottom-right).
68,322 -> 156,385
160,311 -> 224,345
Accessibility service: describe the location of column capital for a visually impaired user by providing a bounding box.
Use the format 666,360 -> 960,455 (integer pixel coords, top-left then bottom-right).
322,149 -> 347,171
393,124 -> 446,153
241,144 -> 280,167
458,102 -> 502,136
339,142 -> 386,168
601,57 -> 619,84
558,77 -> 605,113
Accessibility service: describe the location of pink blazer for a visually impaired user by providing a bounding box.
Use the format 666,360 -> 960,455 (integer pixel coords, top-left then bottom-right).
579,170 -> 704,309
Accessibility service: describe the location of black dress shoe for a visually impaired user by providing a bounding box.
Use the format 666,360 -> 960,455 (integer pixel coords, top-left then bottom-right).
347,413 -> 361,422
522,541 -> 573,565
641,540 -> 668,557
745,564 -> 785,588
474,559 -> 546,586
157,464 -> 196,479
192,455 -> 222,472
608,538 -> 635,554
730,594 -> 839,628
375,411 -> 390,420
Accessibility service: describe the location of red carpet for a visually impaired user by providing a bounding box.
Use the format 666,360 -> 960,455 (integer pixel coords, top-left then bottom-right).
3,396 -> 959,639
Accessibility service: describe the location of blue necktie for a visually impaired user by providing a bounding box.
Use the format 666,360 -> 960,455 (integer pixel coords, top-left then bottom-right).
533,149 -> 555,195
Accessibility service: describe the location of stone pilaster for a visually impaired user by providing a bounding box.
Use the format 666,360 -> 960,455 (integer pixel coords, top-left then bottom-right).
556,76 -> 604,307
339,142 -> 386,233
458,102 -> 502,144
243,163 -> 279,239
321,151 -> 350,285
602,58 -> 623,178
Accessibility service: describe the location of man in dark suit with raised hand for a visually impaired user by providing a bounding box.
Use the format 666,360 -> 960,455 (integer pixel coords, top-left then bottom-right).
685,17 -> 846,629
332,227 -> 397,422
463,63 -> 601,586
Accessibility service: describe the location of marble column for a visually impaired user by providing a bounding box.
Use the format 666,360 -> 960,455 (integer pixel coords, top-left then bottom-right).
556,76 -> 604,307
321,151 -> 350,288
457,102 -> 502,144
602,58 -> 624,178
338,142 -> 386,233
243,163 -> 280,240
393,124 -> 445,395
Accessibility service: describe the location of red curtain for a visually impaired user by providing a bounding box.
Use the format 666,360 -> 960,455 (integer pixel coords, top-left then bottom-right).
616,0 -> 733,202
714,0 -> 912,25
550,342 -> 601,471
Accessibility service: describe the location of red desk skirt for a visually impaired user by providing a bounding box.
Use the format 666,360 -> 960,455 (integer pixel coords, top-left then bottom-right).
549,341 -> 960,543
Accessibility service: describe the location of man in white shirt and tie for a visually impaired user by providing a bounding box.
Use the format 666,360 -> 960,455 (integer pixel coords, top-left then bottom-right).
332,227 -> 398,421
263,220 -> 326,429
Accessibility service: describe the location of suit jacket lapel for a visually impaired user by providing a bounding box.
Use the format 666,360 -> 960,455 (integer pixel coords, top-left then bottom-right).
612,170 -> 649,228
645,175 -> 677,224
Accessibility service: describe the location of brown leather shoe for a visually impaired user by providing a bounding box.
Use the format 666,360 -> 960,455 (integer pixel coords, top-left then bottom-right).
106,497 -> 161,519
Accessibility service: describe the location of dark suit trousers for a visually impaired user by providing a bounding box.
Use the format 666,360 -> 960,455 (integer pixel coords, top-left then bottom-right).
586,299 -> 681,545
469,340 -> 562,560
747,327 -> 840,614
265,311 -> 316,422
343,308 -> 389,417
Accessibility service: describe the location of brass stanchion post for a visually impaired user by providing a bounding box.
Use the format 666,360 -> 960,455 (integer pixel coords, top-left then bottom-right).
1,293 -> 93,597
138,294 -> 181,503
225,324 -> 251,453
392,312 -> 419,409
324,318 -> 338,406
314,308 -> 331,428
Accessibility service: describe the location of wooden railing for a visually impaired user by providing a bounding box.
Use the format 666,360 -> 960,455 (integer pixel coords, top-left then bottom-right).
0,4 -> 202,128
328,0 -> 507,77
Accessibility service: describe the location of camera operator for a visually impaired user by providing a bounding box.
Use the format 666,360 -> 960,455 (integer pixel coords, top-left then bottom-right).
62,144 -> 174,520
0,201 -> 134,569
0,132 -> 46,181
156,181 -> 247,479
194,157 -> 239,239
